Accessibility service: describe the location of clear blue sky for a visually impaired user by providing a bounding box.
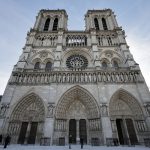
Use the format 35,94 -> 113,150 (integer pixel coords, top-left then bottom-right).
0,0 -> 150,94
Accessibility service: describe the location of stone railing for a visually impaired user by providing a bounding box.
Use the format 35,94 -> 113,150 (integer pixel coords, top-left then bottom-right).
65,31 -> 89,47
9,69 -> 143,85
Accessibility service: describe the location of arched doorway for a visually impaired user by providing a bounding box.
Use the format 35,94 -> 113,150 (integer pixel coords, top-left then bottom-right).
54,86 -> 102,145
7,93 -> 45,144
109,89 -> 144,145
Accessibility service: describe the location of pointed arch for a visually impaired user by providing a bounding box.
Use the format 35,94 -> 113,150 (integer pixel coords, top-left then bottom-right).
94,18 -> 99,30
34,62 -> 40,69
10,93 -> 45,121
55,86 -> 100,119
8,93 -> 45,144
102,18 -> 108,30
52,18 -> 58,31
45,61 -> 52,70
44,18 -> 50,31
109,89 -> 143,119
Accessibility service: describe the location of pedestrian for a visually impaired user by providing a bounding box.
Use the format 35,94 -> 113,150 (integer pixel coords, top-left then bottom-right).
69,134 -> 72,149
80,137 -> 84,149
0,134 -> 2,144
4,135 -> 11,149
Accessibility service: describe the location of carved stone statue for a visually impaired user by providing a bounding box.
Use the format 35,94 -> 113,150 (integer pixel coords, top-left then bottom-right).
101,103 -> 108,117
47,103 -> 55,118
0,103 -> 9,118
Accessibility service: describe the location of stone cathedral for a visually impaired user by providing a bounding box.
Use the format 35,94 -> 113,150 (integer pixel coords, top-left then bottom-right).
0,9 -> 150,146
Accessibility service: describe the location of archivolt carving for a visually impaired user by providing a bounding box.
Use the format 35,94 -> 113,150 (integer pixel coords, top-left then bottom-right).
10,93 -> 45,122
109,89 -> 144,120
7,93 -> 45,142
55,86 -> 100,119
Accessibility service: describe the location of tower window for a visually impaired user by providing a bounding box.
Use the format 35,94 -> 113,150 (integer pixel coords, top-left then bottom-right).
53,18 -> 58,31
34,62 -> 40,69
102,18 -> 108,30
44,18 -> 50,31
45,62 -> 52,70
94,18 -> 99,30
102,61 -> 107,68
113,61 -> 119,68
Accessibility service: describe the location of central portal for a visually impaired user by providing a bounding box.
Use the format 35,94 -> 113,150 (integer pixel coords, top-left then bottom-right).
54,86 -> 101,145
69,119 -> 87,144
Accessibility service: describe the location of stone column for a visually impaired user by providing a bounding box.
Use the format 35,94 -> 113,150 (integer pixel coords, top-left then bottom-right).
112,12 -> 118,27
100,103 -> 112,144
34,13 -> 42,30
98,17 -> 103,30
43,118 -> 54,145
90,30 -> 101,68
107,16 -> 114,30
54,30 -> 63,69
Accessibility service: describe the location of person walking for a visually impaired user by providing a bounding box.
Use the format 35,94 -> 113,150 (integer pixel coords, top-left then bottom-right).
69,135 -> 72,149
4,135 -> 11,149
80,137 -> 84,149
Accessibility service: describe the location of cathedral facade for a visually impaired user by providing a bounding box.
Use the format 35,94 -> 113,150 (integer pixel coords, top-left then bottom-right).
0,9 -> 150,145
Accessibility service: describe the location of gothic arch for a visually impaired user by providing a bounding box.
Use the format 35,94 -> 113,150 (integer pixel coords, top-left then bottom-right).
55,86 -> 100,119
8,93 -> 45,143
10,93 -> 45,122
43,18 -> 50,31
109,89 -> 144,119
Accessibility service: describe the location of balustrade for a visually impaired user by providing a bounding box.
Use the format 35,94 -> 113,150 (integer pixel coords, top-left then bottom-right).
66,33 -> 88,47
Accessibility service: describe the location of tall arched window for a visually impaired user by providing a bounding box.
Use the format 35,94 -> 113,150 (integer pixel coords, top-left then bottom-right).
94,18 -> 99,30
45,62 -> 52,70
102,18 -> 108,30
52,18 -> 58,31
113,60 -> 119,68
102,61 -> 107,68
34,62 -> 40,69
44,18 -> 50,31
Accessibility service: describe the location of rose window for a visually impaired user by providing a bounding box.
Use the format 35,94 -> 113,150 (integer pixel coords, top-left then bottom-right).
66,54 -> 88,70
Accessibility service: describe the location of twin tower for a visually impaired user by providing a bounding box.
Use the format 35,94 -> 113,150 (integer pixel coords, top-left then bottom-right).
0,9 -> 150,146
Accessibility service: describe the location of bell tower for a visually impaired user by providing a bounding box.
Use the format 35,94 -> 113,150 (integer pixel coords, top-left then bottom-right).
85,9 -> 118,30
34,9 -> 68,31
85,9 -> 139,70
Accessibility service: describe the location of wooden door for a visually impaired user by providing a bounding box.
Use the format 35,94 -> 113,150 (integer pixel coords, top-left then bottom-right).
116,119 -> 125,145
125,119 -> 138,145
18,122 -> 28,144
69,119 -> 76,144
79,119 -> 87,144
27,122 -> 38,144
